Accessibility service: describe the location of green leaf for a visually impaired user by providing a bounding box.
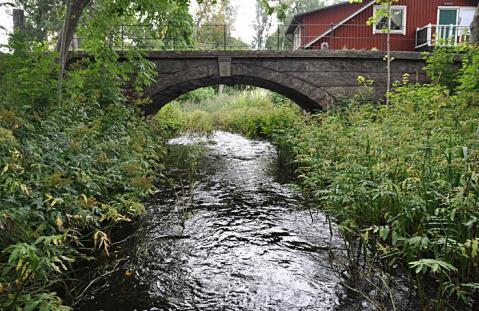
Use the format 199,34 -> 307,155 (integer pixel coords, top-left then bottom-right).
409,259 -> 457,275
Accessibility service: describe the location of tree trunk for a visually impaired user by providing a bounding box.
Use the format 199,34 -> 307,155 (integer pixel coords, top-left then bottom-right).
56,0 -> 91,54
57,0 -> 72,105
218,84 -> 225,96
471,4 -> 479,45
56,0 -> 91,105
12,9 -> 25,30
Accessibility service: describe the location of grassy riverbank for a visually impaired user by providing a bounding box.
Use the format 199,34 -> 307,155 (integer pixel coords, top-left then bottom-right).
160,47 -> 479,309
292,84 -> 479,309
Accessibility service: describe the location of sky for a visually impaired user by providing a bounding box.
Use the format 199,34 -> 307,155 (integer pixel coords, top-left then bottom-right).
229,0 -> 264,44
0,6 -> 12,47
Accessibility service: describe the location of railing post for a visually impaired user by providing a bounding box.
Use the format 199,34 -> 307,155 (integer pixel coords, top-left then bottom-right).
13,9 -> 25,31
449,24 -> 454,45
224,24 -> 227,50
427,23 -> 432,47
277,24 -> 280,50
438,24 -> 443,45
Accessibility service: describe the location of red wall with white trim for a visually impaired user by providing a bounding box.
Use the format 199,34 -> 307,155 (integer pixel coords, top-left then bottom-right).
297,0 -> 478,51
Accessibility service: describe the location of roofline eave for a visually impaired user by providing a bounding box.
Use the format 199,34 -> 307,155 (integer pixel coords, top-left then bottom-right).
303,0 -> 376,48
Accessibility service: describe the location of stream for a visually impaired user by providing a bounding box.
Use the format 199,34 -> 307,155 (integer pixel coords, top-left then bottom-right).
78,131 -> 346,310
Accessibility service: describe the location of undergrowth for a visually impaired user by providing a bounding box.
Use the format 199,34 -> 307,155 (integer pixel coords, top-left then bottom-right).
283,46 -> 479,309
0,35 -> 165,309
155,90 -> 304,138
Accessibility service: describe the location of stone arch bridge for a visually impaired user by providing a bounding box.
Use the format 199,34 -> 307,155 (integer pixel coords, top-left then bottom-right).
110,50 -> 428,115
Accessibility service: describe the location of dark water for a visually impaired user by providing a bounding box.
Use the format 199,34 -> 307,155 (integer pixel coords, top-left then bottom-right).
78,131 -> 345,311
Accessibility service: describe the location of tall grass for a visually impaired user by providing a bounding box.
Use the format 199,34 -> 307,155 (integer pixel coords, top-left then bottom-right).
282,47 -> 479,308
288,84 -> 479,308
155,90 -> 304,139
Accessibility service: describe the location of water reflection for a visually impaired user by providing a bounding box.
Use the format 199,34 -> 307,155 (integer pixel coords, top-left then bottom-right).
79,131 -> 344,311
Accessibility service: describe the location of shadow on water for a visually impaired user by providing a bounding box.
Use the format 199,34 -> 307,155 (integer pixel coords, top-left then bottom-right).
77,131 -> 346,311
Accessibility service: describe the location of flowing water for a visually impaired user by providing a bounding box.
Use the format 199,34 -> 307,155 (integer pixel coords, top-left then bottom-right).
78,131 -> 346,310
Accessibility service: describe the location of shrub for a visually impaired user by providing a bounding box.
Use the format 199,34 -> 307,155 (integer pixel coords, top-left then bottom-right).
154,103 -> 186,138
457,46 -> 479,105
176,87 -> 216,105
423,47 -> 462,91
0,37 -> 166,309
169,90 -> 303,139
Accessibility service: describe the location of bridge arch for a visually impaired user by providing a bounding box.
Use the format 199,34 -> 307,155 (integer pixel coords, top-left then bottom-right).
136,50 -> 427,116
141,60 -> 332,115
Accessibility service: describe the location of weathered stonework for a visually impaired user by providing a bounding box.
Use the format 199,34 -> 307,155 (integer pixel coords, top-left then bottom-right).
69,50 -> 428,115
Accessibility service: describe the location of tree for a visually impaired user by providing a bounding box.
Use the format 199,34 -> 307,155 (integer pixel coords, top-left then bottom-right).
283,0 -> 328,23
193,0 -> 229,28
192,0 -> 238,49
253,0 -> 272,50
6,0 -> 65,41
10,0 -> 195,104
260,0 -> 328,22
56,0 -> 90,53
57,0 -> 91,104
265,27 -> 290,50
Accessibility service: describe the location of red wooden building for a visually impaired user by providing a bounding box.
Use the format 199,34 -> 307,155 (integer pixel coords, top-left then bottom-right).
286,0 -> 478,51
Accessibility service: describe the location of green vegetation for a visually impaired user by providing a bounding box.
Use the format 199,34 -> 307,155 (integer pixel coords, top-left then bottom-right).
1,0 -> 478,308
289,84 -> 479,307
0,35 -> 166,311
0,0 -> 197,307
169,46 -> 479,308
155,90 -> 304,138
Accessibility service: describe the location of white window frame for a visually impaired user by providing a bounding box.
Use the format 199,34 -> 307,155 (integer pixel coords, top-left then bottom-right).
373,5 -> 407,35
437,6 -> 460,26
437,6 -> 477,26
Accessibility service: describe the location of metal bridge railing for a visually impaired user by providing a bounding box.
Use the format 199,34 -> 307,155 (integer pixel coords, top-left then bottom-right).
70,23 -> 287,52
68,23 -> 472,52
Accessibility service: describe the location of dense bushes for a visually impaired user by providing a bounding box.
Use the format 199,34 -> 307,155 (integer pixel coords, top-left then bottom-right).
0,38 -> 165,309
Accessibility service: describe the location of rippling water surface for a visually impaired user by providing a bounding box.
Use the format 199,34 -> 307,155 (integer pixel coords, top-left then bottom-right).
79,131 -> 344,310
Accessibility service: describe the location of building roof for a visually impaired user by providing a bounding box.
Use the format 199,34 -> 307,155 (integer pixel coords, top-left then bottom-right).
285,0 -> 379,36
303,0 -> 375,48
285,1 -> 352,35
